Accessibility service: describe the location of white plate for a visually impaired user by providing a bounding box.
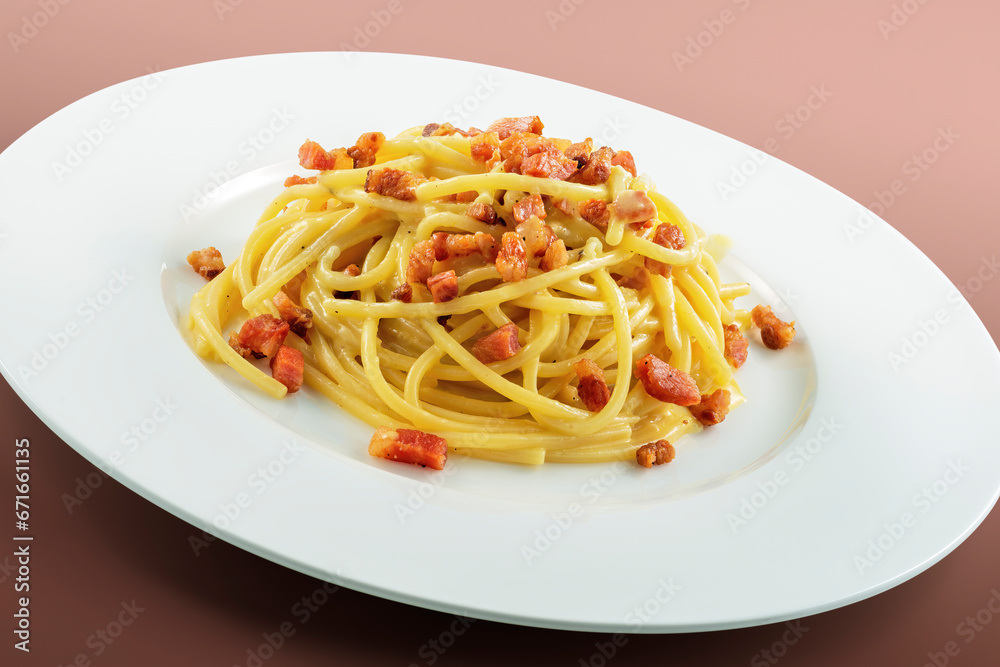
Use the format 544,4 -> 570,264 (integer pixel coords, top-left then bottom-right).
1,52 -> 998,632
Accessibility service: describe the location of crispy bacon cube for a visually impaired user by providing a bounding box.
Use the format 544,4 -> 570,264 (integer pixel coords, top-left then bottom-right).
611,150 -> 637,177
452,190 -> 479,203
475,232 -> 498,262
432,232 -> 473,261
520,150 -> 579,180
406,240 -> 436,284
390,283 -> 413,303
635,354 -> 700,406
496,232 -> 528,282
512,194 -> 547,224
421,122 -> 443,136
636,440 -> 676,468
645,222 -> 686,276
283,175 -> 319,187
237,314 -> 289,358
751,305 -> 796,350
427,270 -> 459,303
187,246 -> 225,280
421,122 -> 470,137
689,389 -> 731,426
487,116 -> 544,140
466,201 -> 498,225
470,131 -> 501,169
470,322 -> 521,364
573,358 -> 611,412
437,190 -> 478,204
329,148 -> 354,170
652,222 -> 685,250
228,331 -> 264,360
578,199 -> 610,232
297,140 -> 352,171
550,137 -> 571,153
723,324 -> 749,368
347,131 -> 385,168
540,238 -> 568,272
551,198 -> 575,216
272,290 -> 313,341
270,345 -> 304,393
500,132 -> 561,174
368,426 -> 448,470
565,139 -> 594,167
364,167 -> 424,201
298,140 -> 334,170
571,146 -> 614,185
611,190 -> 656,225
431,231 -> 451,261
449,233 -> 482,258
515,218 -> 556,257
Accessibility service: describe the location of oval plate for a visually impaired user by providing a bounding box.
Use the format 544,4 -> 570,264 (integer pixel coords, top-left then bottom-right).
1,52 -> 998,632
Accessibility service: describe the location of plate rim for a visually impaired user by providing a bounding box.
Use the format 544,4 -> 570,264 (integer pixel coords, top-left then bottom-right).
2,50 -> 999,633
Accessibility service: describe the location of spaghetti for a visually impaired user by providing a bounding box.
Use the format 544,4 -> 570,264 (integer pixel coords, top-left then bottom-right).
186,116 -> 756,466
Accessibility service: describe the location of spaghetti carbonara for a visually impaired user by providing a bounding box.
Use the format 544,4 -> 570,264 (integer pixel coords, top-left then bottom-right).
186,116 -> 770,468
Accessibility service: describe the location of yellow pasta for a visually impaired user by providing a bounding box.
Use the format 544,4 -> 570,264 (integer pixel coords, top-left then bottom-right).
185,118 -> 751,465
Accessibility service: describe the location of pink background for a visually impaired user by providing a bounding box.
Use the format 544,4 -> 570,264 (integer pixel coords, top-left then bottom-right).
1,0 -> 999,665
